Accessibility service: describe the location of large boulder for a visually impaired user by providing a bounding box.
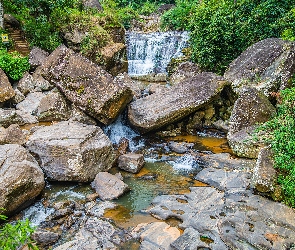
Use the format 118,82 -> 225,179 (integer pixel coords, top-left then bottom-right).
0,68 -> 15,103
29,47 -> 49,70
0,124 -> 28,145
0,144 -> 45,215
40,45 -> 133,125
26,121 -> 116,182
224,38 -> 295,97
128,72 -> 229,133
227,88 -> 276,158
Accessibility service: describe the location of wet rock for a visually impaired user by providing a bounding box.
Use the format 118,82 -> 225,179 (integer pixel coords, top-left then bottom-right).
252,146 -> 277,193
0,144 -> 45,215
85,201 -> 116,217
50,208 -> 74,220
0,68 -> 15,103
91,172 -> 129,200
36,90 -> 71,122
128,72 -> 229,133
53,217 -> 125,250
40,45 -> 132,125
139,173 -> 158,181
169,61 -> 201,86
168,141 -> 193,154
32,230 -> 60,246
86,193 -> 100,202
224,38 -> 295,97
117,137 -> 130,155
132,222 -> 180,250
0,124 -> 27,145
118,153 -> 145,173
29,47 -> 49,70
26,121 -> 116,182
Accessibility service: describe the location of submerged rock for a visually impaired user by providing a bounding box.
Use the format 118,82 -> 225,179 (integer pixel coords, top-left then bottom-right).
0,144 -> 45,215
128,72 -> 229,133
224,38 -> 295,97
91,172 -> 129,200
40,45 -> 133,125
26,121 -> 116,182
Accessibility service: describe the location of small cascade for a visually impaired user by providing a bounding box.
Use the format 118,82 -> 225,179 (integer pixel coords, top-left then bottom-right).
103,114 -> 144,152
126,31 -> 189,76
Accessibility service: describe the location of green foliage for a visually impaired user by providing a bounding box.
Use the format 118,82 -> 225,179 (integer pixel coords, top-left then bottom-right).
161,0 -> 295,74
0,50 -> 30,81
259,84 -> 295,207
0,209 -> 38,250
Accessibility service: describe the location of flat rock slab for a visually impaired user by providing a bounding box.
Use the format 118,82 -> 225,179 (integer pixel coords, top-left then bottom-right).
118,153 -> 145,173
26,121 -> 116,182
40,45 -> 133,125
91,172 -> 129,200
0,144 -> 45,215
128,72 -> 228,133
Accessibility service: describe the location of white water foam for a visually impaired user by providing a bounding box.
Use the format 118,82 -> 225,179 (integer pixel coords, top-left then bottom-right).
103,114 -> 145,152
21,202 -> 54,226
169,154 -> 199,171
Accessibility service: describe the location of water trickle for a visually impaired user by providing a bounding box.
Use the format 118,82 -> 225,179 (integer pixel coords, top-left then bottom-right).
126,31 -> 189,76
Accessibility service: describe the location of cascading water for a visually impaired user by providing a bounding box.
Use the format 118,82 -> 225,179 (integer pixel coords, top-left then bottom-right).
126,31 -> 189,76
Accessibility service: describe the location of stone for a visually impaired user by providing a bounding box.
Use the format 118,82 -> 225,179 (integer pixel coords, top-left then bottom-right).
157,4 -> 175,14
168,141 -> 193,154
53,217 -> 125,250
3,14 -> 20,28
99,42 -> 127,75
29,47 -> 49,70
91,172 -> 129,200
118,153 -> 145,173
17,72 -> 35,95
26,121 -> 116,182
252,147 -> 277,193
224,38 -> 295,97
227,127 -> 265,159
169,61 -> 201,86
128,72 -> 229,133
40,45 -> 133,125
11,88 -> 25,104
0,68 -> 15,102
0,108 -> 26,128
36,90 -> 71,122
0,144 -> 45,215
0,124 -> 27,145
133,222 -> 180,250
32,230 -> 60,246
228,87 -> 276,134
68,104 -> 97,125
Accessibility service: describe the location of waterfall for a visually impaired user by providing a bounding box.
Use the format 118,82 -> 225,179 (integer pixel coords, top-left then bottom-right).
126,31 -> 189,76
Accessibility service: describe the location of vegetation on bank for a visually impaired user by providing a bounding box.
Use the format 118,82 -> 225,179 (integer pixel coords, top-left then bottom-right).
0,209 -> 38,250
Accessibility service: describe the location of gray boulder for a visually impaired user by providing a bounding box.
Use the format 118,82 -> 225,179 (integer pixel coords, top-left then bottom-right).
0,68 -> 15,103
252,147 -> 277,193
29,47 -> 49,70
0,124 -> 27,145
0,144 -> 45,215
118,153 -> 145,173
224,38 -> 295,97
40,45 -> 133,125
91,172 -> 129,200
36,90 -> 71,122
82,0 -> 103,11
228,87 -> 276,158
0,108 -> 26,128
128,72 -> 229,133
26,121 -> 116,182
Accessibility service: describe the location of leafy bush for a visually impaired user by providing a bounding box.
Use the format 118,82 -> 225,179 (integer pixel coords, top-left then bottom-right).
0,209 -> 38,250
0,50 -> 30,81
258,85 -> 295,206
